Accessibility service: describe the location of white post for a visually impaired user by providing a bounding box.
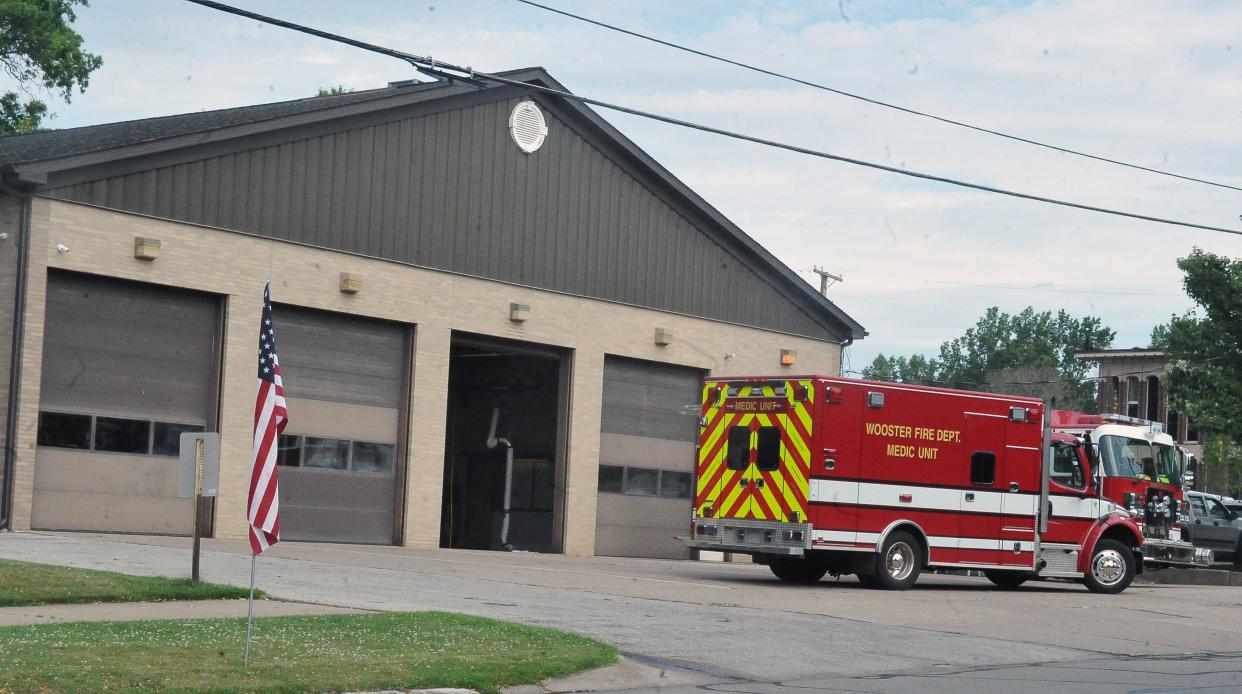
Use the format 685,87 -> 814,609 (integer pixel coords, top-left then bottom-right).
243,554 -> 257,666
501,446 -> 514,548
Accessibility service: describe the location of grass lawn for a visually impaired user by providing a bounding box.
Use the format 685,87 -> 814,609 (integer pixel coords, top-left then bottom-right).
0,611 -> 618,693
0,558 -> 256,607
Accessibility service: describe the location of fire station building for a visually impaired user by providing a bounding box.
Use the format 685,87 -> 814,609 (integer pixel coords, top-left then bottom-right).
0,68 -> 864,558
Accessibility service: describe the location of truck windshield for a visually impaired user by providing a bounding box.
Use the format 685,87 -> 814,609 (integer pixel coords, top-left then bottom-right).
1155,444 -> 1178,484
1099,435 -> 1156,480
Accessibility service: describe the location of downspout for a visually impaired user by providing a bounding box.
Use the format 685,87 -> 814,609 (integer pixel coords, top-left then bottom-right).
1,184 -> 31,530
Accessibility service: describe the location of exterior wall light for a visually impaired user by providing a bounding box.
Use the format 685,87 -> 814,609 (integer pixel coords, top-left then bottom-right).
655,328 -> 673,346
509,303 -> 530,323
780,349 -> 798,366
339,272 -> 362,294
133,237 -> 161,261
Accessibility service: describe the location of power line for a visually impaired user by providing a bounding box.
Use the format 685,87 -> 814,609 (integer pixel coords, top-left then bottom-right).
514,0 -> 1242,194
845,355 -> 1228,389
184,1 -> 1242,237
802,267 -> 1184,297
843,366 -> 1154,389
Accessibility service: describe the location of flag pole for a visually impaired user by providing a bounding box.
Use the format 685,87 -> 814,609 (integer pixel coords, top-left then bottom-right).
243,553 -> 256,666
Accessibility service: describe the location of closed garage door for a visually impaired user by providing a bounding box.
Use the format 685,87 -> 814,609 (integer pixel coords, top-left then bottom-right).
33,271 -> 220,534
272,306 -> 409,545
595,356 -> 701,559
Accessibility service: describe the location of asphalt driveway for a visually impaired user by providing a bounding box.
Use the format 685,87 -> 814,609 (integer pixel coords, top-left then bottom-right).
2,531 -> 1240,692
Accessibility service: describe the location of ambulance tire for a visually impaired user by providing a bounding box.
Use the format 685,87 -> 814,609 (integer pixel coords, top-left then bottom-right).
768,556 -> 830,584
1083,539 -> 1136,594
873,531 -> 922,590
983,570 -> 1029,589
855,572 -> 880,588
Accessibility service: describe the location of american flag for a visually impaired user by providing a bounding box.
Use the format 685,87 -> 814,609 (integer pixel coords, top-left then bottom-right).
249,281 -> 288,555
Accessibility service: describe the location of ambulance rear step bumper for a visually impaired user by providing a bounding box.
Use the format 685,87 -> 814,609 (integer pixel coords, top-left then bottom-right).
1143,539 -> 1213,567
680,518 -> 812,555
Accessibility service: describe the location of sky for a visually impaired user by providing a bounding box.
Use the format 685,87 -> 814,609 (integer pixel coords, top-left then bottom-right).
5,0 -> 1241,372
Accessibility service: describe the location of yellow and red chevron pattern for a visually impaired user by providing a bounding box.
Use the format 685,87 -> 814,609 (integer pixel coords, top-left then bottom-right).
695,380 -> 812,522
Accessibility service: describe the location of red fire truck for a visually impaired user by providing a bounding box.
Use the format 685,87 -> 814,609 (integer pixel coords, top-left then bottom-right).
1048,410 -> 1205,567
682,375 -> 1210,594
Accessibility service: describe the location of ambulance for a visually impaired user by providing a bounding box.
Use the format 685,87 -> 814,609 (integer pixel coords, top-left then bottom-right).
681,375 -> 1211,594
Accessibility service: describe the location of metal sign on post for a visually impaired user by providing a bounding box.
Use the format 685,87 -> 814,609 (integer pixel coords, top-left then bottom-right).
179,433 -> 220,498
179,432 -> 220,582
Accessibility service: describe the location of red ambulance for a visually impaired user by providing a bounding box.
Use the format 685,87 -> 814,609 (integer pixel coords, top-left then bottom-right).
682,375 -> 1208,594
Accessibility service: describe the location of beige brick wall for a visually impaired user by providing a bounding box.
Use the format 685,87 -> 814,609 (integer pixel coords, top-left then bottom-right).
11,198 -> 845,555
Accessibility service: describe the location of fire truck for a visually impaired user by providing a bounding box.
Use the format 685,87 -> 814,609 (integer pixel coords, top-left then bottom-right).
1048,410 -> 1206,568
681,375 -> 1211,594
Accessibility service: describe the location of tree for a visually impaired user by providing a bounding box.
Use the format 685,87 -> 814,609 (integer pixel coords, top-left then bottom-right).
862,306 -> 1115,411
861,353 -> 937,385
1161,248 -> 1242,444
0,0 -> 101,136
316,85 -> 352,96
1200,435 -> 1242,499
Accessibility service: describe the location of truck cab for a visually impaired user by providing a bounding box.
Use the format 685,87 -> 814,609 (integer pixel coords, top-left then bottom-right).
1049,411 -> 1208,566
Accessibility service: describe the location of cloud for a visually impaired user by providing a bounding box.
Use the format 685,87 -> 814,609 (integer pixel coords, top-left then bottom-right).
4,0 -> 1239,368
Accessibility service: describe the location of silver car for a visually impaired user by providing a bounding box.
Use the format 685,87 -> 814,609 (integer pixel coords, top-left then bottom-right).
1182,491 -> 1242,566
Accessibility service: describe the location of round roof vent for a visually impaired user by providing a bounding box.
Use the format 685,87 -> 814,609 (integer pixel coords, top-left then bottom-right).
509,100 -> 548,154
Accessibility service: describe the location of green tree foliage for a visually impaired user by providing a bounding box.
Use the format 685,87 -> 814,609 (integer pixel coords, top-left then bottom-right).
862,306 -> 1115,410
1149,321 -> 1171,350
0,0 -> 101,136
316,85 -> 352,96
0,90 -> 45,133
1161,248 -> 1242,444
1200,435 -> 1242,499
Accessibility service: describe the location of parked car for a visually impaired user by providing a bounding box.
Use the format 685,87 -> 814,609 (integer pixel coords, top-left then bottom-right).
1225,499 -> 1242,516
1182,491 -> 1242,566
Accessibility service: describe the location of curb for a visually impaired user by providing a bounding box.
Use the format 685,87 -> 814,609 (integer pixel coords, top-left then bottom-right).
346,689 -> 478,694
1135,567 -> 1242,586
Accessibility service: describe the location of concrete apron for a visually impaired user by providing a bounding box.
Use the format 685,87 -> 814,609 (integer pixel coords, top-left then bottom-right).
0,598 -> 366,626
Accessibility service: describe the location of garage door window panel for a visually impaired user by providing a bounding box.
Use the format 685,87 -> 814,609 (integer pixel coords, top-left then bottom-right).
624,467 -> 659,496
351,441 -> 395,475
598,464 -> 623,493
303,437 -> 349,470
37,412 -> 92,449
94,417 -> 151,454
152,422 -> 205,456
660,471 -> 692,499
276,435 -> 302,467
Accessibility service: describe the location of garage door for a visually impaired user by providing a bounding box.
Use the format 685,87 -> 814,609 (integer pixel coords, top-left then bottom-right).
33,271 -> 219,534
272,306 -> 409,545
595,356 -> 701,559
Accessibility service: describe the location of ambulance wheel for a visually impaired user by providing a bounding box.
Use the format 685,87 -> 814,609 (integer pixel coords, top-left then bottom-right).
983,570 -> 1029,589
1083,539 -> 1135,594
873,531 -> 922,590
768,556 -> 829,584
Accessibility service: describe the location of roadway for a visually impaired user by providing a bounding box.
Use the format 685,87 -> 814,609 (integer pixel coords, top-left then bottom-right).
2,531 -> 1240,693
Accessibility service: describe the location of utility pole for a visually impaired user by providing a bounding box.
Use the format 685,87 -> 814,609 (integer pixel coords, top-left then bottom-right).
811,266 -> 842,297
